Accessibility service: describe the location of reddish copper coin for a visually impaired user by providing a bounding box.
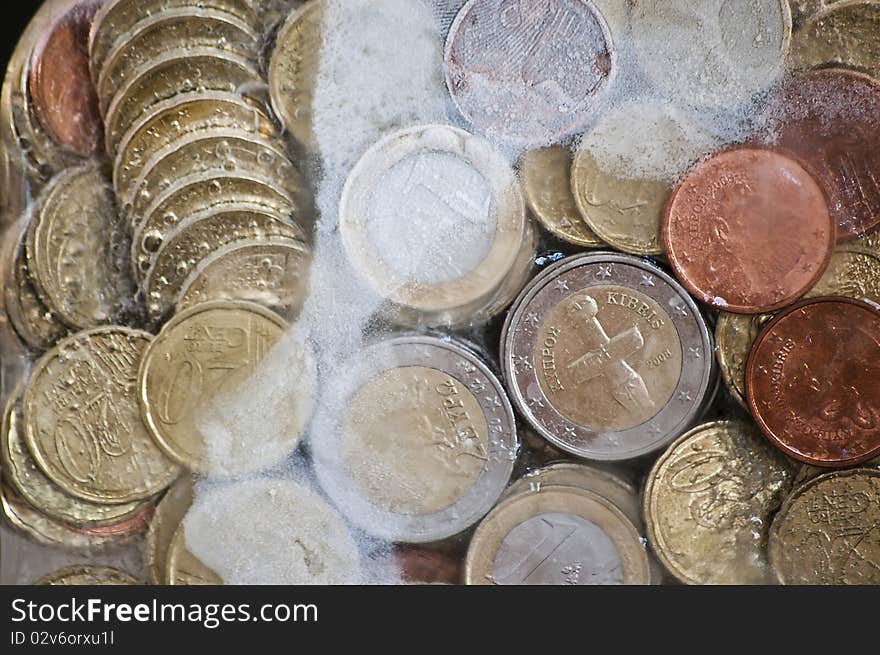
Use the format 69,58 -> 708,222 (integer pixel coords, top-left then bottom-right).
396,547 -> 462,585
28,0 -> 104,157
746,297 -> 880,467
663,147 -> 835,314
74,504 -> 155,539
762,69 -> 880,241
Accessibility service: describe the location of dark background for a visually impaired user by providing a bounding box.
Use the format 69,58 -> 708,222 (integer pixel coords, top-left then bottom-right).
3,3 -> 40,73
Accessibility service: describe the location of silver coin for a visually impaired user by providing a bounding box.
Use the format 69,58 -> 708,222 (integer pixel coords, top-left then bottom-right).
311,335 -> 518,543
501,252 -> 714,460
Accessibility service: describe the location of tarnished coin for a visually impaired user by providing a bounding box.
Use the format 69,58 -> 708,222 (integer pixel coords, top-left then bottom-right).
465,486 -> 651,585
502,252 -> 714,461
747,298 -> 880,467
312,335 -> 518,543
147,474 -> 194,585
444,0 -> 614,145
3,225 -> 68,352
520,146 -> 603,248
792,457 -> 880,487
28,0 -> 103,158
339,124 -> 528,327
790,0 -> 880,80
169,479 -> 361,585
714,312 -> 773,408
1,387 -> 150,528
787,0 -> 830,27
35,565 -> 140,585
644,421 -> 794,585
89,0 -> 259,78
396,547 -> 463,585
23,327 -> 181,504
27,163 -> 134,329
630,0 -> 791,108
664,147 -> 835,313
268,0 -> 322,148
103,48 -> 262,155
139,301 -> 310,474
769,468 -> 880,584
175,237 -> 311,319
113,92 -> 276,203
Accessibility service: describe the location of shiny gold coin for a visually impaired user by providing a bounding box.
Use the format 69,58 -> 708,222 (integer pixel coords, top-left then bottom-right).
166,523 -> 223,585
147,474 -> 194,585
268,0 -> 322,149
848,227 -> 880,257
137,205 -> 303,312
95,8 -> 259,117
139,301 -> 298,473
3,224 -> 67,352
714,312 -> 773,408
644,421 -> 795,585
27,163 -> 134,329
807,248 -> 880,300
175,237 -> 311,320
23,326 -> 181,504
465,486 -> 651,585
1,386 -> 149,528
89,0 -> 259,79
790,0 -> 880,79
35,565 -> 140,585
520,146 -> 604,248
769,468 -> 880,584
104,48 -> 261,155
112,92 -> 276,204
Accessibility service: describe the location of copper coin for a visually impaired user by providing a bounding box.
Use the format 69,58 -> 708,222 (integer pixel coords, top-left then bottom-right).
444,0 -> 613,145
762,68 -> 880,241
27,0 -> 103,157
663,147 -> 835,314
396,547 -> 462,585
746,297 -> 880,467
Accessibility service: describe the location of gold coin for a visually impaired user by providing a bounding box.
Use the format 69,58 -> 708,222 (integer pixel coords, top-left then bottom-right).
27,163 -> 134,329
644,420 -> 795,585
769,468 -> 880,584
175,237 -> 312,320
147,474 -> 194,585
519,146 -> 604,248
139,301 -> 303,473
465,486 -> 651,585
89,0 -> 259,79
1,386 -> 149,528
714,312 -> 773,408
792,457 -> 880,487
3,224 -> 67,352
23,326 -> 181,504
112,92 -> 276,203
790,0 -> 880,79
848,227 -> 880,258
95,9 -> 259,117
104,48 -> 262,155
787,0 -> 829,27
806,248 -> 880,300
166,523 -> 223,585
35,565 -> 141,585
268,0 -> 322,149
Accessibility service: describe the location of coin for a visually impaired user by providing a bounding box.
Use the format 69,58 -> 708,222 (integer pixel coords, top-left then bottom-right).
643,421 -> 794,585
629,0 -> 791,108
444,0 -> 613,145
520,146 -> 603,248
807,248 -> 880,301
340,124 -> 528,327
175,237 -> 311,319
139,301 -> 306,474
849,227 -> 880,258
465,486 -> 651,585
790,0 -> 880,80
23,326 -> 180,504
26,163 -> 134,329
747,297 -> 880,467
502,252 -> 714,460
268,0 -> 322,148
792,456 -> 880,487
147,474 -> 194,585
27,0 -> 103,158
762,69 -> 880,241
664,147 -> 835,313
311,335 -> 518,543
35,565 -> 140,585
396,547 -> 463,585
166,524 -> 223,585
1,386 -> 150,528
787,0 -> 828,27
714,312 -> 773,408
3,225 -> 68,352
769,468 -> 880,584
103,48 -> 262,155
